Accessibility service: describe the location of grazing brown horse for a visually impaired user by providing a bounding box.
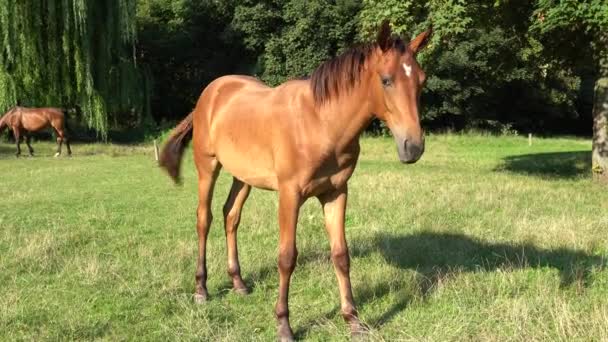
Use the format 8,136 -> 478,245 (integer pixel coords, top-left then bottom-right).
160,22 -> 431,340
0,106 -> 71,157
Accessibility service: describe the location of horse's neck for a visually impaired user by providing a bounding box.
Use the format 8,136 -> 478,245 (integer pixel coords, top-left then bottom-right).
0,113 -> 12,129
10,107 -> 22,117
3,108 -> 15,120
317,77 -> 375,149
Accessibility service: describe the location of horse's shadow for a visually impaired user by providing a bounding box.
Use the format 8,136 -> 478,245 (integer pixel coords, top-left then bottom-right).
238,231 -> 604,337
350,231 -> 605,327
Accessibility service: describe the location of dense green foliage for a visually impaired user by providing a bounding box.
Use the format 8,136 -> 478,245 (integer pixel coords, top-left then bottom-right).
1,135 -> 606,339
1,1 -> 605,136
136,0 -> 250,122
530,0 -> 608,180
137,0 -> 603,135
232,0 -> 361,85
0,0 -> 149,138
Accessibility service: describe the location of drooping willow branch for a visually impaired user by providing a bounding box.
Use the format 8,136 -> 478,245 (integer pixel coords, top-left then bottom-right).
0,0 -> 149,139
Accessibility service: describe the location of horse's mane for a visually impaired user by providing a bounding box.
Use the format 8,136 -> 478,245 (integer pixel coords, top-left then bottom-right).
309,38 -> 406,105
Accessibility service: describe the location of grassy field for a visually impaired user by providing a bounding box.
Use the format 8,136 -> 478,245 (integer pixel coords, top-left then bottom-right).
1,134 -> 607,341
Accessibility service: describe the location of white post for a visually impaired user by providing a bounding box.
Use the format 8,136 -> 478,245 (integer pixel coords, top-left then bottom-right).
528,133 -> 532,147
154,139 -> 159,161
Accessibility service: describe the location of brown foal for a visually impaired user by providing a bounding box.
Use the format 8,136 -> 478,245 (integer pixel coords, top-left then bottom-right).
160,22 -> 431,341
0,106 -> 71,157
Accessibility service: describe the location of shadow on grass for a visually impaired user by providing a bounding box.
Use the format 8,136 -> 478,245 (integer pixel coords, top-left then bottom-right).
0,144 -> 16,156
496,151 -> 590,179
351,232 -> 605,327
234,231 -> 604,336
236,248 -> 334,295
226,248 -> 343,339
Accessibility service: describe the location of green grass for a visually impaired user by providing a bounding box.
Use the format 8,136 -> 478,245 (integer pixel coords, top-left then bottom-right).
1,134 -> 607,341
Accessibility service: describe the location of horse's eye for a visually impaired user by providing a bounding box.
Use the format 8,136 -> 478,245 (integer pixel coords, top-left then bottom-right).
381,77 -> 393,87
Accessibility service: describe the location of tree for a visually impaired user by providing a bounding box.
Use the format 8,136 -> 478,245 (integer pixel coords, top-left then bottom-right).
136,0 -> 250,123
232,0 -> 361,85
0,0 -> 148,139
531,0 -> 608,183
358,1 -> 583,133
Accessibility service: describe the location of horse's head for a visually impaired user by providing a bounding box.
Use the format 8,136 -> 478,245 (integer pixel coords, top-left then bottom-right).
371,22 -> 431,164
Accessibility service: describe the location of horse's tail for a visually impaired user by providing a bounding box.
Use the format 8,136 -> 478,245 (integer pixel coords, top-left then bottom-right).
159,113 -> 194,184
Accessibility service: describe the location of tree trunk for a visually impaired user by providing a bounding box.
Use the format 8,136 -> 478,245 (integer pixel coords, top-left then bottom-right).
592,77 -> 608,184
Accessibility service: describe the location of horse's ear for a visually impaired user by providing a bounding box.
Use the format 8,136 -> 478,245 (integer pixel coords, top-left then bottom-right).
377,20 -> 392,52
409,26 -> 432,54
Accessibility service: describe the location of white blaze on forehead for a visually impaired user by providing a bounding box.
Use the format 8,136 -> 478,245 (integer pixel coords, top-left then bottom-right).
403,63 -> 412,77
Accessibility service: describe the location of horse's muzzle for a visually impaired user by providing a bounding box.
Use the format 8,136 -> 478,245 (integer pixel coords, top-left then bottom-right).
395,136 -> 424,164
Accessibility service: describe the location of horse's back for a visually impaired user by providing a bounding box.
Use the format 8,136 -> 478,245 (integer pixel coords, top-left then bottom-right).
191,75 -> 314,190
18,107 -> 65,131
195,74 -> 312,135
19,107 -> 64,118
199,75 -> 270,109
41,107 -> 64,118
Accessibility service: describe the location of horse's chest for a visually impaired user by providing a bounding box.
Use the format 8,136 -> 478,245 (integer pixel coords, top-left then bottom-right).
300,149 -> 359,197
328,164 -> 356,188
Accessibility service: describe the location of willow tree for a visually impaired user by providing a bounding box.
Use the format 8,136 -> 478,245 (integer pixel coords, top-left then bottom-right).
0,0 -> 149,139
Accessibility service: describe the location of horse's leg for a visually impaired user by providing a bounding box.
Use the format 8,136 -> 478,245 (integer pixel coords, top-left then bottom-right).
275,188 -> 301,342
194,157 -> 221,303
25,134 -> 34,156
318,185 -> 363,336
51,120 -> 71,157
13,128 -> 21,157
60,127 -> 72,156
53,125 -> 71,157
65,136 -> 72,156
54,135 -> 63,157
222,177 -> 251,294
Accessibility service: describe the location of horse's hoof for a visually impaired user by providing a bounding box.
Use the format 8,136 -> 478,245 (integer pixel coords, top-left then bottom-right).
233,286 -> 249,295
277,324 -> 295,342
278,332 -> 295,342
351,322 -> 370,341
54,152 -> 60,158
193,293 -> 208,304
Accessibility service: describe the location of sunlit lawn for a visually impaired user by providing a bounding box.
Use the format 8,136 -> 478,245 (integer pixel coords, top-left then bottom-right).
1,134 -> 606,341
